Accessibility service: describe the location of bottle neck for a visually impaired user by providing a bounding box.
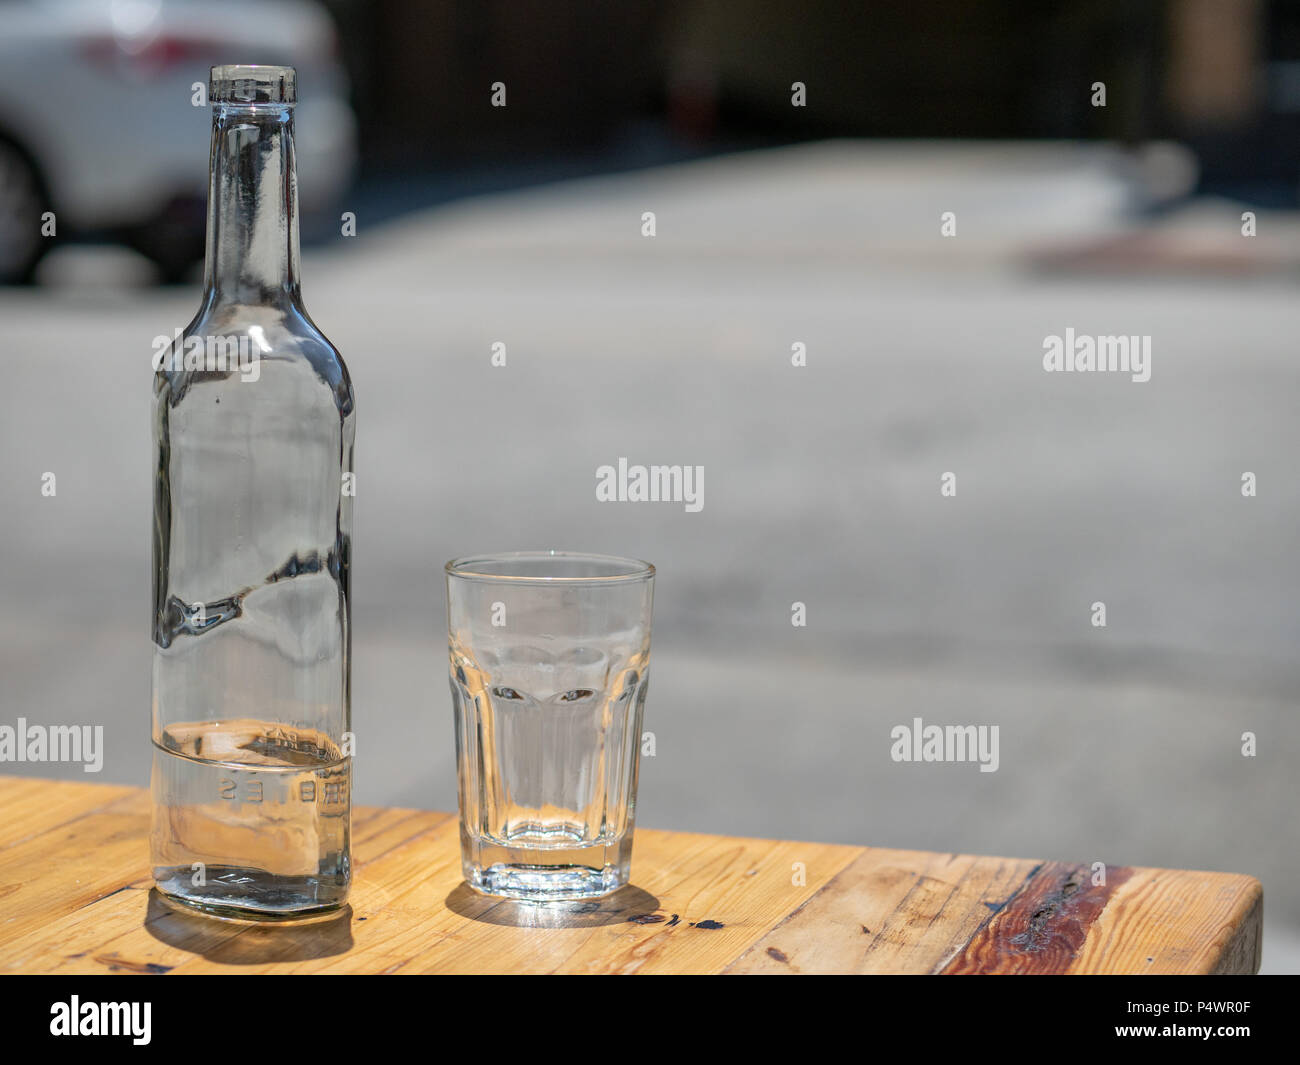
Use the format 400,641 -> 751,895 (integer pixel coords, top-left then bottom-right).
202,102 -> 301,308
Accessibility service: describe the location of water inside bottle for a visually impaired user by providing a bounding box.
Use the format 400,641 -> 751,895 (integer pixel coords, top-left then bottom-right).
150,719 -> 350,918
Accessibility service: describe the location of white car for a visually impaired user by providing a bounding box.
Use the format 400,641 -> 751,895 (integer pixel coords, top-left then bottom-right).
0,0 -> 357,281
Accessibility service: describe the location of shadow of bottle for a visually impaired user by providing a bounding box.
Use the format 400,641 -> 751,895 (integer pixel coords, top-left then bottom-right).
142,889 -> 354,965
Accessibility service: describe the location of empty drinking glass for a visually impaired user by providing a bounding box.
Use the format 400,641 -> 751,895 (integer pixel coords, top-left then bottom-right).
446,552 -> 654,900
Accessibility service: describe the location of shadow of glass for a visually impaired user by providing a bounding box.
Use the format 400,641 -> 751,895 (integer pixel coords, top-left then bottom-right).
143,889 -> 354,965
444,882 -> 663,928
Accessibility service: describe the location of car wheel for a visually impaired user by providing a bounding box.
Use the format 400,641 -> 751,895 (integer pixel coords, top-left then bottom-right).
0,137 -> 50,284
127,199 -> 206,285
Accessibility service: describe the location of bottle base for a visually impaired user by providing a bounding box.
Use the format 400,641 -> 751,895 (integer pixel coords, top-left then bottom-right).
153,868 -> 348,922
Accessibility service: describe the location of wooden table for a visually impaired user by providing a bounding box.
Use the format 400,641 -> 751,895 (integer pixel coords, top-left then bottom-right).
0,777 -> 1261,974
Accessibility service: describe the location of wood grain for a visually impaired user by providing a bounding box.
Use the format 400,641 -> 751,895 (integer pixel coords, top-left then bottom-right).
1064,865 -> 1263,975
0,777 -> 1263,974
0,777 -> 137,849
726,849 -> 1041,974
941,861 -> 1135,974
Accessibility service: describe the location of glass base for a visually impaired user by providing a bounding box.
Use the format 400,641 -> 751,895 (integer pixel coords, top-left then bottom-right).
462,824 -> 634,901
466,861 -> 628,901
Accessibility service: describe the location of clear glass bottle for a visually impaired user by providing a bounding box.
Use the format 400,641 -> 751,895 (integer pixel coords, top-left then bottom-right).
150,65 -> 354,919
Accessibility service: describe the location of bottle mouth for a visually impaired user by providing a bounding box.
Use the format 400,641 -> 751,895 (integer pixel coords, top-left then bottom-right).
210,65 -> 296,105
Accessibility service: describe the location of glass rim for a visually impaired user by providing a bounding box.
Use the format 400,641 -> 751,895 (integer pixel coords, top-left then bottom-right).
445,550 -> 654,585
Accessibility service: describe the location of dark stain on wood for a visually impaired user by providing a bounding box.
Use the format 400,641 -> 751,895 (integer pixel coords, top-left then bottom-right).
93,954 -> 173,975
940,861 -> 1133,975
861,926 -> 871,934
693,919 -> 724,930
766,947 -> 789,963
665,914 -> 680,926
